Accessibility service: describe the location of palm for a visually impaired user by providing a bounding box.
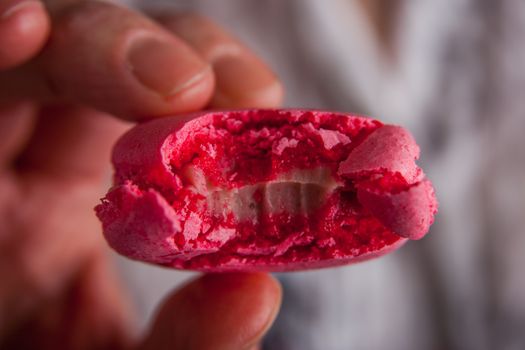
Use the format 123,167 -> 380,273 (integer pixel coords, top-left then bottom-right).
0,102 -> 132,349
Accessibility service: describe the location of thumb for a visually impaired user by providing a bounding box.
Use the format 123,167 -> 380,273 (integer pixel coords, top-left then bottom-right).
140,273 -> 282,350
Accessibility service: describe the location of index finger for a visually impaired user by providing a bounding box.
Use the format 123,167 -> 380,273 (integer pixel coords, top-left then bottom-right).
159,14 -> 284,109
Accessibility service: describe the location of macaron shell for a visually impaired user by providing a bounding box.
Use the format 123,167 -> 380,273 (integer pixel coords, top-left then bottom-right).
96,182 -> 182,264
357,179 -> 437,240
165,237 -> 408,272
338,125 -> 422,183
111,114 -> 201,187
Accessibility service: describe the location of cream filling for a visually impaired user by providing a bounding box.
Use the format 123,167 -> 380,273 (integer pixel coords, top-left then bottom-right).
184,166 -> 340,221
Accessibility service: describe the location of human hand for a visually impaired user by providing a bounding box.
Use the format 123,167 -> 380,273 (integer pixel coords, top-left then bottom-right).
0,0 -> 283,349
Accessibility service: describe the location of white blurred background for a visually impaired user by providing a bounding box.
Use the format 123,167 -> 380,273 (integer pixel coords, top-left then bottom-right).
117,1 -> 525,349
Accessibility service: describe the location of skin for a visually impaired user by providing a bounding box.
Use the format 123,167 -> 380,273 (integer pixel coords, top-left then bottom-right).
357,0 -> 402,55
0,0 -> 284,349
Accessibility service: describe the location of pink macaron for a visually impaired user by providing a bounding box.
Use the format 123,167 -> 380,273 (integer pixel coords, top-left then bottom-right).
95,110 -> 438,272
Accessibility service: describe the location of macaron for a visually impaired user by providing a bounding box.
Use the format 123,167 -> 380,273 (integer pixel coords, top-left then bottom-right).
95,110 -> 437,271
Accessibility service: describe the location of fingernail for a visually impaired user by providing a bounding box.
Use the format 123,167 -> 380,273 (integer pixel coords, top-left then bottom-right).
1,0 -> 42,20
128,37 -> 210,96
212,54 -> 283,107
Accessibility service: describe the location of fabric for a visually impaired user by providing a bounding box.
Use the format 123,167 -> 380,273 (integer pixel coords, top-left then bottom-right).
116,1 -> 525,349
